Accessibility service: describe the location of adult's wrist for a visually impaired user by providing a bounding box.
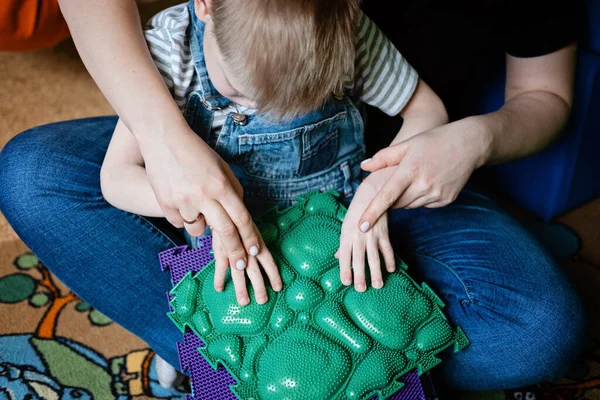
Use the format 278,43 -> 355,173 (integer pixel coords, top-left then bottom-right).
131,97 -> 190,146
135,114 -> 196,157
463,115 -> 495,168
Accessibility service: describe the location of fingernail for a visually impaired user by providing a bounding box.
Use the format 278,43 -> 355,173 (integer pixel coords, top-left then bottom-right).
249,245 -> 259,256
360,221 -> 371,233
236,259 -> 246,270
361,158 -> 372,164
355,283 -> 366,292
239,296 -> 249,305
273,283 -> 282,291
342,278 -> 352,286
257,296 -> 268,304
373,280 -> 383,289
215,286 -> 224,292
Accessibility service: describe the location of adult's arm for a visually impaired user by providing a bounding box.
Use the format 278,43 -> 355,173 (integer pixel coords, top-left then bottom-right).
358,43 -> 577,224
58,0 -> 186,141
478,44 -> 576,163
58,0 -> 282,305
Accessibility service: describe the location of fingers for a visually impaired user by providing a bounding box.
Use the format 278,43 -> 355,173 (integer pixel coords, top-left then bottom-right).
181,213 -> 207,237
221,195 -> 262,257
245,256 -> 268,304
213,232 -> 277,305
255,233 -> 282,292
360,144 -> 407,172
352,240 -> 367,292
379,237 -> 396,273
203,201 -> 248,272
338,238 -> 353,286
424,198 -> 454,208
402,195 -> 434,209
366,236 -> 383,289
358,170 -> 411,233
162,206 -> 186,229
230,267 -> 250,306
212,233 -> 229,292
390,181 -> 434,210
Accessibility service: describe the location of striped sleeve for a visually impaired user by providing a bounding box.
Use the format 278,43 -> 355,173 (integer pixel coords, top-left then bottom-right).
144,4 -> 196,112
354,12 -> 419,116
145,27 -> 176,94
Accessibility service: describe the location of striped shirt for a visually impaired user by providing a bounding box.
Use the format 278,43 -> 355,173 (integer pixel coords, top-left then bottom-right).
144,4 -> 418,130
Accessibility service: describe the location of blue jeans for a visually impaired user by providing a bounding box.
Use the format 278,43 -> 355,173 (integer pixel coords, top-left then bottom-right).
0,117 -> 586,391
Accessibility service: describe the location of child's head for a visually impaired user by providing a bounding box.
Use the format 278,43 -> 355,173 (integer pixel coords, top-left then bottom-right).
195,0 -> 359,118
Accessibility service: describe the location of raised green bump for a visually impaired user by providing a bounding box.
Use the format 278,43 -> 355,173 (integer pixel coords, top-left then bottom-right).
171,272 -> 199,320
277,205 -> 304,230
297,311 -> 310,324
207,336 -> 243,371
241,335 -> 268,382
269,308 -> 294,332
281,216 -> 340,278
259,222 -> 279,244
202,269 -> 276,335
192,310 -> 212,335
305,192 -> 339,215
343,273 -> 431,350
257,326 -> 351,400
278,261 -> 296,286
315,301 -> 372,354
415,317 -> 453,352
346,350 -> 407,399
320,267 -> 345,294
285,279 -> 324,311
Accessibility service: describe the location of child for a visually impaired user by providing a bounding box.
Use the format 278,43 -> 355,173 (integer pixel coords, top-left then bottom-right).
100,0 -> 447,387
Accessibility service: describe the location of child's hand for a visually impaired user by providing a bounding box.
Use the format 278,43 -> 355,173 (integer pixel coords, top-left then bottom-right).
212,226 -> 282,306
337,169 -> 397,292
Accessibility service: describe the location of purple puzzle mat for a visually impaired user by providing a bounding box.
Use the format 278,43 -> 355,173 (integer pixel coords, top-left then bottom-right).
159,236 -> 433,400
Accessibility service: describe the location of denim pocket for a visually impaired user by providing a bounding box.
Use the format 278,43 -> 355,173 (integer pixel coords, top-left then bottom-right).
237,112 -> 346,180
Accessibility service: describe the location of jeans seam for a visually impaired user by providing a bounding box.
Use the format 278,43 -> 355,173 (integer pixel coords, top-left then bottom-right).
129,212 -> 177,247
411,250 -> 475,304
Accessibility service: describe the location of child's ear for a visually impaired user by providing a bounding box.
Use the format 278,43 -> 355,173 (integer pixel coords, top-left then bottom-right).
194,0 -> 212,22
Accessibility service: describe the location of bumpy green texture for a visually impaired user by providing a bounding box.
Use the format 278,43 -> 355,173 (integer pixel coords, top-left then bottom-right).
168,190 -> 469,400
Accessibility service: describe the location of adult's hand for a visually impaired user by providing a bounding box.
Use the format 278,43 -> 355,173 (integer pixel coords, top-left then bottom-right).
358,44 -> 577,232
358,118 -> 489,230
141,127 -> 282,305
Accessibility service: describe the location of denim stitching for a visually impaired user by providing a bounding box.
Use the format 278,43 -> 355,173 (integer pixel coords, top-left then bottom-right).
411,250 -> 475,304
127,212 -> 178,247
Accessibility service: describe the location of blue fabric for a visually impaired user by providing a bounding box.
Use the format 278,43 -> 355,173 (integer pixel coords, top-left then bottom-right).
585,0 -> 600,54
460,0 -> 600,220
0,117 -> 586,390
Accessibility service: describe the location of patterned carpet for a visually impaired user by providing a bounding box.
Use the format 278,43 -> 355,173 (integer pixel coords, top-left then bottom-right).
0,241 -> 189,399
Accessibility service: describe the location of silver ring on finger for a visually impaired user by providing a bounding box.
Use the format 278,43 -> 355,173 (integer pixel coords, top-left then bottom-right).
181,212 -> 202,225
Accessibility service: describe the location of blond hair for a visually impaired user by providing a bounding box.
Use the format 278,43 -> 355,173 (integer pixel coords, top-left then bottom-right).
212,0 -> 360,119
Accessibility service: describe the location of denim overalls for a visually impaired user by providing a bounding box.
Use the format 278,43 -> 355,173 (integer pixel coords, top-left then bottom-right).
185,2 -> 366,216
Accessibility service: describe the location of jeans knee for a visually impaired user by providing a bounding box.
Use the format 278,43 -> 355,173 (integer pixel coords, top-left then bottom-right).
444,281 -> 586,390
0,126 -> 67,229
503,285 -> 586,387
533,289 -> 587,381
0,131 -> 39,215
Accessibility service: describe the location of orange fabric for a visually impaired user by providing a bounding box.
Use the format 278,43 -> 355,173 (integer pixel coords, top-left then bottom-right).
0,0 -> 70,51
